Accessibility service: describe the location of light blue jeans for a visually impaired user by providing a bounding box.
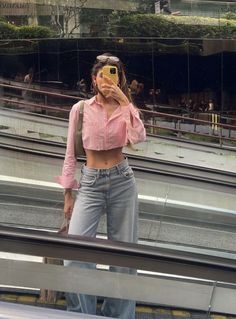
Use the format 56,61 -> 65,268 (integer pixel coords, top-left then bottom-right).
65,158 -> 138,318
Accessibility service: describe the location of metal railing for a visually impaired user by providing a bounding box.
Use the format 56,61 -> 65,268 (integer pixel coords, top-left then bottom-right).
1,225 -> 236,313
1,225 -> 236,284
143,109 -> 236,146
0,81 -> 236,147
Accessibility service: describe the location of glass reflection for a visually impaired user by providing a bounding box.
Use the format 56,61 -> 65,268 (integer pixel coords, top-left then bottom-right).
0,38 -> 236,260
0,36 -> 236,319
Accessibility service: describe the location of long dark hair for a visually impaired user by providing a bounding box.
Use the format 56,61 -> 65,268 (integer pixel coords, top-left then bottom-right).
91,53 -> 132,102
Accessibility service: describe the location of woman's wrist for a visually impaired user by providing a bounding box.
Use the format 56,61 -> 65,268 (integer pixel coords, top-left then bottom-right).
64,188 -> 72,196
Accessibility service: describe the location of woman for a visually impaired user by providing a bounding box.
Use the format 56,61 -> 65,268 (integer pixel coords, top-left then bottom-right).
56,53 -> 146,318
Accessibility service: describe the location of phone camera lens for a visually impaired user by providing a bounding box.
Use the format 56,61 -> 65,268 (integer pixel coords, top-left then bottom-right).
110,67 -> 116,74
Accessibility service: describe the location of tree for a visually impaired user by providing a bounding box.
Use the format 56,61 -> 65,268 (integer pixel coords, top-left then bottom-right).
50,0 -> 87,37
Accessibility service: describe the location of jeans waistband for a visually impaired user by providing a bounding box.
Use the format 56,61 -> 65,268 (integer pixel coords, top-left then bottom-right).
82,158 -> 129,176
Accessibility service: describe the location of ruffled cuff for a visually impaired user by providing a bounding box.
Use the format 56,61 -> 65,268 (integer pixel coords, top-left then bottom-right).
54,175 -> 79,189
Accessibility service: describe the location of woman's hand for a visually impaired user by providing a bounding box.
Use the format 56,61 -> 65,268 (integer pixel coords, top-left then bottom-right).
64,190 -> 74,219
101,76 -> 129,107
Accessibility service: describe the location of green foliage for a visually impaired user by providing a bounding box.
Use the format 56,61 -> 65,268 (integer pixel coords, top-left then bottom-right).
0,21 -> 18,39
0,21 -> 53,40
18,25 -> 53,39
222,12 -> 236,20
107,13 -> 236,39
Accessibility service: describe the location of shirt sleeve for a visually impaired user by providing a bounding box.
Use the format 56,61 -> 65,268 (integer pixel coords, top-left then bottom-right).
123,103 -> 146,144
55,103 -> 80,189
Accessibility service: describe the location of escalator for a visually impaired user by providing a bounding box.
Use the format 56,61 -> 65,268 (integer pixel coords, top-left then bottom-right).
0,112 -> 236,317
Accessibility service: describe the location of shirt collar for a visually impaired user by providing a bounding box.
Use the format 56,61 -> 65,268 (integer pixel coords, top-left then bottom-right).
87,96 -> 96,105
87,95 -> 103,107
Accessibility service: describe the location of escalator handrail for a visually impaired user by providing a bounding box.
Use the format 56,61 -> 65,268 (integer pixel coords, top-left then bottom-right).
1,225 -> 236,285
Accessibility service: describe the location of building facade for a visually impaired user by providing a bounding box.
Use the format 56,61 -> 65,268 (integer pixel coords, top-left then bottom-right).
0,0 -> 138,36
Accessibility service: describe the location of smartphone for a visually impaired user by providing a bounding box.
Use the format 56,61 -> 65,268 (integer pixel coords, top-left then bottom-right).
102,65 -> 119,85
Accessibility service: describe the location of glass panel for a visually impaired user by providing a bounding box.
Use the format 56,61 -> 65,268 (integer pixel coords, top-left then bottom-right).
188,39 -> 222,113
222,40 -> 236,117
0,251 -> 215,316
0,38 -> 236,232
152,38 -> 189,109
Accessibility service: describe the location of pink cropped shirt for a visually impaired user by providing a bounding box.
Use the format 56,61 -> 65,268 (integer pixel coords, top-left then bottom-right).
56,96 -> 146,189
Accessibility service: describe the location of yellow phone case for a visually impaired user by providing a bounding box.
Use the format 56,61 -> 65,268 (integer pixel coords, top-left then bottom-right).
102,65 -> 119,85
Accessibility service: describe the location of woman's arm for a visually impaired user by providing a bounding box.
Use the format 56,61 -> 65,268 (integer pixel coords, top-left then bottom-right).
55,103 -> 81,217
64,188 -> 74,219
55,103 -> 80,189
123,103 -> 146,144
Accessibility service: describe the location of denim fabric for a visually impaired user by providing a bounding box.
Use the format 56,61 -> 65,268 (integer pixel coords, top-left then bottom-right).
65,158 -> 138,318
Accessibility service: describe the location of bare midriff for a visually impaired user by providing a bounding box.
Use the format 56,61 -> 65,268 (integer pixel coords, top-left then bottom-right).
85,147 -> 125,169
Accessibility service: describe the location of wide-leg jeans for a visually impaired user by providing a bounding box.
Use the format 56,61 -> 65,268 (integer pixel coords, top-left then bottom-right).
65,158 -> 138,318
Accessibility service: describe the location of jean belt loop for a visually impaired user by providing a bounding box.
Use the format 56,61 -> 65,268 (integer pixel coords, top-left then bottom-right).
116,163 -> 121,175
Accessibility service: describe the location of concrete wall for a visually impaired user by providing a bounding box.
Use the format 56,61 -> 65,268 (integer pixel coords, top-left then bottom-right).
0,0 -> 137,16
